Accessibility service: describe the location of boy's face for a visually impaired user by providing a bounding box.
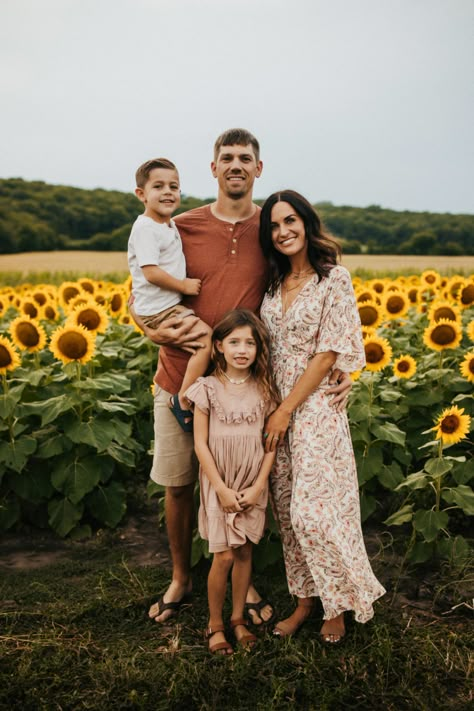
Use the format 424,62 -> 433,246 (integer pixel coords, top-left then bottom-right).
211,144 -> 262,200
135,168 -> 181,223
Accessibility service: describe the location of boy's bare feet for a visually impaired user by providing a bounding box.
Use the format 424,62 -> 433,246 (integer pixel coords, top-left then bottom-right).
320,612 -> 345,643
148,580 -> 192,623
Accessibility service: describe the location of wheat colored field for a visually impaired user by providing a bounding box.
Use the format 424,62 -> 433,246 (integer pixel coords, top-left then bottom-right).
0,251 -> 473,277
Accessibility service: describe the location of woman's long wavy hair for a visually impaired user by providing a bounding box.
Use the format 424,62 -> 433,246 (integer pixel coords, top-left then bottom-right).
259,190 -> 341,295
211,309 -> 279,406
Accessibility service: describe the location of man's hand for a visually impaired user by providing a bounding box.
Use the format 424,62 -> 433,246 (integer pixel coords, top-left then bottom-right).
326,370 -> 352,412
129,303 -> 207,354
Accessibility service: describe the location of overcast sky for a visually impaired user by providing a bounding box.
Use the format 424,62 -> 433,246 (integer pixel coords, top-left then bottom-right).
1,0 -> 473,214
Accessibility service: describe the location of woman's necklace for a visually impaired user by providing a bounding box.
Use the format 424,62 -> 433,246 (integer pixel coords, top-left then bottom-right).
282,271 -> 315,312
288,267 -> 315,280
222,371 -> 251,385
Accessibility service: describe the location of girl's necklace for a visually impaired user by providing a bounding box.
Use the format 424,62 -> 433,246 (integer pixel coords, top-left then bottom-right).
222,371 -> 251,385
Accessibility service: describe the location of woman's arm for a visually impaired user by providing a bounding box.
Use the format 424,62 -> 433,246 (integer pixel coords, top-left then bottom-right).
264,351 -> 337,452
193,407 -> 242,512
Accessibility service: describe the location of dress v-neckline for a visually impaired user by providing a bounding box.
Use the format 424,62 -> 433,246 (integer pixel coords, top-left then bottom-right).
279,274 -> 318,317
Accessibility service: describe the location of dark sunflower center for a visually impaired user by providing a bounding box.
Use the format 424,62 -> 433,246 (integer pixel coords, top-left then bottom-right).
17,323 -> 39,346
359,306 -> 379,326
431,324 -> 456,345
63,286 -> 80,303
433,307 -> 455,322
365,343 -> 384,363
77,309 -> 100,330
110,294 -> 123,312
23,303 -> 39,318
397,360 -> 410,372
440,415 -> 459,434
0,344 -> 13,367
386,296 -> 405,313
461,284 -> 474,305
57,332 -> 88,359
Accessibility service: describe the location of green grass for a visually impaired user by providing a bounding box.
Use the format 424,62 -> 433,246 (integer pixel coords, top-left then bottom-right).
1,520 -> 472,711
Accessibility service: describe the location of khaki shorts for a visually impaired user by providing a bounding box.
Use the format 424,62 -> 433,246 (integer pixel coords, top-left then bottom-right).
150,386 -> 199,487
140,303 -> 195,329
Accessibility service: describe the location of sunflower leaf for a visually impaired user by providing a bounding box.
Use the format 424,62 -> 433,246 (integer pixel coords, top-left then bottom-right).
413,509 -> 449,542
370,421 -> 406,446
395,470 -> 428,491
0,436 -> 37,473
384,504 -> 413,526
85,481 -> 126,528
51,455 -> 102,504
48,497 -> 84,537
441,486 -> 474,515
378,462 -> 404,490
424,457 -> 453,478
64,418 -> 117,452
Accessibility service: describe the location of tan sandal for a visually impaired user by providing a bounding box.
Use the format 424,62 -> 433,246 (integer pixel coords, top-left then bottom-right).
204,625 -> 233,656
230,618 -> 257,649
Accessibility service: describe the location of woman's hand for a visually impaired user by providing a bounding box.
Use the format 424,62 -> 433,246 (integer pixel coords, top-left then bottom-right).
217,486 -> 242,513
263,408 -> 291,452
326,370 -> 352,412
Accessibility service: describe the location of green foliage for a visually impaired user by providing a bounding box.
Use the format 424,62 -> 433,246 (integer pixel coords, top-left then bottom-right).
1,178 -> 473,254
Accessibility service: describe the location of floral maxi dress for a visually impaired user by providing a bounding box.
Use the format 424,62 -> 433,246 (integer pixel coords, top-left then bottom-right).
260,266 -> 385,622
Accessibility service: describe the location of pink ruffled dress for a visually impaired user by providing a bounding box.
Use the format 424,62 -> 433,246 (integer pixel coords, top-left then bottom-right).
185,375 -> 271,553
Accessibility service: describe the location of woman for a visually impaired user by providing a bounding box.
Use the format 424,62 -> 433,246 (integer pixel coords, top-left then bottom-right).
259,190 -> 385,643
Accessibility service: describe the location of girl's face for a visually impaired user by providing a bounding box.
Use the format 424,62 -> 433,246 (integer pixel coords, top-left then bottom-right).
270,201 -> 307,258
216,325 -> 257,375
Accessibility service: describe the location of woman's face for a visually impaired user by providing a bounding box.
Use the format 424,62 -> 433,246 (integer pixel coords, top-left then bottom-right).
270,201 -> 307,258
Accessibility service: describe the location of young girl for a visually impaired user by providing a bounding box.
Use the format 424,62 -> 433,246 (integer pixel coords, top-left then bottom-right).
185,309 -> 278,655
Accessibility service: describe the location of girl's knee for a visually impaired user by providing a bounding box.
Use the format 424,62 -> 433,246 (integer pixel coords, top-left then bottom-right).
213,550 -> 234,569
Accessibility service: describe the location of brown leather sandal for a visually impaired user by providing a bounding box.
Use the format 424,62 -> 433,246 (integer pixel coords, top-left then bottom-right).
230,618 -> 257,649
204,625 -> 233,656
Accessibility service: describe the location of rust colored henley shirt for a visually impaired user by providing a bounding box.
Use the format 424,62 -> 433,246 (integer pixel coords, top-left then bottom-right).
155,204 -> 268,394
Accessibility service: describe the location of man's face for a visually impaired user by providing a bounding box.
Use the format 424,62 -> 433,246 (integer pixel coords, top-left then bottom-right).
211,144 -> 262,200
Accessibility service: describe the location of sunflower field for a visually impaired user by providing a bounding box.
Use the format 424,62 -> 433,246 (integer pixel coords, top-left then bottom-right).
0,270 -> 473,565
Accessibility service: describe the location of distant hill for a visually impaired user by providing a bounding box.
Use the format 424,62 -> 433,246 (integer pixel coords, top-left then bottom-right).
0,178 -> 472,255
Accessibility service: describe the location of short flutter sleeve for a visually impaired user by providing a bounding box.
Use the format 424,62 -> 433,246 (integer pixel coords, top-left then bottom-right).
185,377 -> 210,414
316,266 -> 366,372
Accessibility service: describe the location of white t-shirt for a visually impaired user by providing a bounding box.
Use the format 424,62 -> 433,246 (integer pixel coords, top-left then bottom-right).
128,215 -> 186,316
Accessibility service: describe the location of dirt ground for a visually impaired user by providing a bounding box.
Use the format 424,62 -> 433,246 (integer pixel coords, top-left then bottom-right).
0,251 -> 473,276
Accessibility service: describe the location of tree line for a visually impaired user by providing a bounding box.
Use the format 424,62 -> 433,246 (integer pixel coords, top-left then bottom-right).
0,178 -> 472,255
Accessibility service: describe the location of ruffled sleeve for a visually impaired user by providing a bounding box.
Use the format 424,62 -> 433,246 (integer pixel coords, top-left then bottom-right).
185,377 -> 210,414
315,266 -> 366,372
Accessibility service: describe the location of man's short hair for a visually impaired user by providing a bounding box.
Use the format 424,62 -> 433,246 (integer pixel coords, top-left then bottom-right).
213,128 -> 260,162
135,158 -> 178,188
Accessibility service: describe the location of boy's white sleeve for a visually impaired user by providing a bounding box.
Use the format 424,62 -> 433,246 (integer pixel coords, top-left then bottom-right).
133,224 -> 161,267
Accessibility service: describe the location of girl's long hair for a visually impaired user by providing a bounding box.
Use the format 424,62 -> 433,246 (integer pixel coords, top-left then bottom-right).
211,309 -> 279,406
259,190 -> 341,295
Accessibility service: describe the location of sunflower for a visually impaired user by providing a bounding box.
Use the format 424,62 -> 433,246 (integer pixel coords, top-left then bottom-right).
368,278 -> 387,294
407,286 -> 420,305
467,320 -> 474,343
356,287 -> 379,304
423,318 -> 463,352
420,270 -> 441,288
358,299 -> 384,329
459,352 -> 474,383
49,324 -> 96,365
445,276 -> 464,300
123,274 -> 133,294
67,300 -> 109,333
77,278 -> 97,294
381,290 -> 410,320
9,316 -> 47,352
432,405 -> 471,446
41,302 -> 60,321
107,288 -> 128,317
0,335 -> 21,374
57,281 -> 82,308
361,325 -> 376,340
457,280 -> 474,309
350,370 -> 362,381
363,334 -> 392,372
19,297 -> 41,319
427,300 -> 461,324
393,354 -> 417,379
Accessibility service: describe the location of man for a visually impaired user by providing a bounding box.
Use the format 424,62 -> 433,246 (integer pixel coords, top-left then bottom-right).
133,128 -> 351,624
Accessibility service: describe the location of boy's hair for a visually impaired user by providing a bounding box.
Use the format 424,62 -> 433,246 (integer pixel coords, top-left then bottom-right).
213,128 -> 260,162
135,158 -> 178,188
211,309 -> 279,405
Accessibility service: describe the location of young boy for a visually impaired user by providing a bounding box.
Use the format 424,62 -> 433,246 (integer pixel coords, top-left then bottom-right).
128,157 -> 211,432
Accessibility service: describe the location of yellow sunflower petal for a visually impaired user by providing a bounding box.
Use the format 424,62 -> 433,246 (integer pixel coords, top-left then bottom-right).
393,354 -> 417,379
49,324 -> 96,365
423,318 -> 463,352
9,316 -> 47,352
363,334 -> 393,372
0,335 -> 21,374
432,405 -> 471,446
459,352 -> 474,383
